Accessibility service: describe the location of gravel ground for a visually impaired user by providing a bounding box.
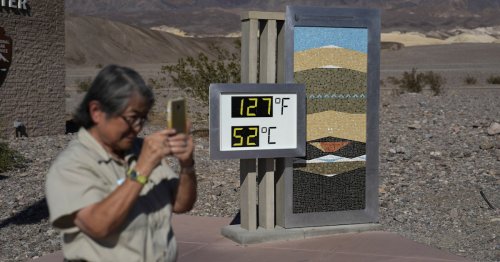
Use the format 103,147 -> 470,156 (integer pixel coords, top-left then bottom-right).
0,88 -> 499,261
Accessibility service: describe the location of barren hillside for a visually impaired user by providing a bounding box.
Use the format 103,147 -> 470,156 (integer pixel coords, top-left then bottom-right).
65,15 -> 237,67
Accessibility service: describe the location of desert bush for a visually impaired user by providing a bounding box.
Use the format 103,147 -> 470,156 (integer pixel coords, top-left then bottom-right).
464,75 -> 477,85
486,75 -> 500,84
161,41 -> 240,105
0,142 -> 25,173
148,77 -> 167,90
388,68 -> 445,95
76,78 -> 93,93
96,63 -> 103,69
423,71 -> 446,95
387,68 -> 425,93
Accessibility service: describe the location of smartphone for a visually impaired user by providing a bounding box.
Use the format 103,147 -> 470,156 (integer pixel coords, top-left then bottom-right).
167,97 -> 187,134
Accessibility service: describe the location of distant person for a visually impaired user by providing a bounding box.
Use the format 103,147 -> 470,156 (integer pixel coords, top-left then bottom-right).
45,65 -> 197,261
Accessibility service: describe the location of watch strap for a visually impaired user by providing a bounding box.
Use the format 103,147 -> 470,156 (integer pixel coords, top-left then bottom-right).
127,168 -> 148,185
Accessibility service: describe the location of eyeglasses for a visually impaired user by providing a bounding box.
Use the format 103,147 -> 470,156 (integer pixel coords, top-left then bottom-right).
120,115 -> 147,128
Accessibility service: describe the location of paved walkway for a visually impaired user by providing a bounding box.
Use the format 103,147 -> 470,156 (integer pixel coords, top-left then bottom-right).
33,215 -> 470,262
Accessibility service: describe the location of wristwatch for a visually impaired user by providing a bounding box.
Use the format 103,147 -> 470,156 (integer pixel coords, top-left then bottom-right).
127,168 -> 148,185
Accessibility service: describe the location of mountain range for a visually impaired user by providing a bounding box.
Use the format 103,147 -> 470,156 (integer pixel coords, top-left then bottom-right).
65,0 -> 500,36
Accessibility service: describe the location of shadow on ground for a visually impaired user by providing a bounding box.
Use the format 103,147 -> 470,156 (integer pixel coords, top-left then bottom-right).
0,197 -> 49,229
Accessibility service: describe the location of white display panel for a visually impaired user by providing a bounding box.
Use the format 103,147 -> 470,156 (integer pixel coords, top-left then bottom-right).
219,93 -> 298,151
209,83 -> 305,160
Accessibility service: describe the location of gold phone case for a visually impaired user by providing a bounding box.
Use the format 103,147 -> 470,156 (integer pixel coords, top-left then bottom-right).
167,98 -> 187,134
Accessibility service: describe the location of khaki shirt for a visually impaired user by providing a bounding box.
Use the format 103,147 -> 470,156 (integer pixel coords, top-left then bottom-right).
46,128 -> 178,262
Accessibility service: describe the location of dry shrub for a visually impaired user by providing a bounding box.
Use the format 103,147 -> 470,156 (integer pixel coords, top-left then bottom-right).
388,68 -> 445,96
464,75 -> 477,85
161,41 -> 240,105
75,78 -> 93,93
0,142 -> 25,173
486,75 -> 500,85
387,68 -> 425,93
423,71 -> 446,95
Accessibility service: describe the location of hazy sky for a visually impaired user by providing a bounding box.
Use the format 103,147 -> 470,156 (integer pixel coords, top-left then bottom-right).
294,27 -> 368,53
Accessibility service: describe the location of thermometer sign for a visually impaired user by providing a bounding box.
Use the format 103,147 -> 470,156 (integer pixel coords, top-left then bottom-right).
210,83 -> 306,160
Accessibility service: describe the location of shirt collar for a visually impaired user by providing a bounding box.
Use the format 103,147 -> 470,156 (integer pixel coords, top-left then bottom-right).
77,127 -> 118,164
77,127 -> 140,165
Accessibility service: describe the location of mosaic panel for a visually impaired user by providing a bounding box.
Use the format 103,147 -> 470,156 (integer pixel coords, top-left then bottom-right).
293,26 -> 368,213
293,169 -> 366,213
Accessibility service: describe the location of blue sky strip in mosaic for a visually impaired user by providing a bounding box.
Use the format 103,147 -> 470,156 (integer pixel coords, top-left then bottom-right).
294,27 -> 368,53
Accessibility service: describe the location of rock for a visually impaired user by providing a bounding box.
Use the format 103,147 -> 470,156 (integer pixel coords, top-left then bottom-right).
386,155 -> 398,162
449,150 -> 463,158
487,122 -> 500,135
463,151 -> 472,158
480,138 -> 495,150
396,146 -> 407,154
408,121 -> 422,129
430,151 -> 442,159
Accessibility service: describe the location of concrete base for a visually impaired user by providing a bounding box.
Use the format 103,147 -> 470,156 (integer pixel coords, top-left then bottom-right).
221,223 -> 382,245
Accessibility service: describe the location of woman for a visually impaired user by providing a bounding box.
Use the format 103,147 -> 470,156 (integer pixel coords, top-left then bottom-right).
45,65 -> 196,261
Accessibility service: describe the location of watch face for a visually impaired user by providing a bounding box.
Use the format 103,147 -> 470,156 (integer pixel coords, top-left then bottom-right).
127,169 -> 147,185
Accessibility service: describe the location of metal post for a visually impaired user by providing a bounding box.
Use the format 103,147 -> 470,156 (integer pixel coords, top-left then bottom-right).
240,11 -> 285,231
257,19 -> 277,230
240,16 -> 259,231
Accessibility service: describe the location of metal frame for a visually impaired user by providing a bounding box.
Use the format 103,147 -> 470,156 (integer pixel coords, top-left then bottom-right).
209,83 -> 306,160
281,6 -> 380,228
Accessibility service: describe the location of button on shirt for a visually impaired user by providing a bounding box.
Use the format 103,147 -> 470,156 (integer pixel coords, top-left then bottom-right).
46,128 -> 179,262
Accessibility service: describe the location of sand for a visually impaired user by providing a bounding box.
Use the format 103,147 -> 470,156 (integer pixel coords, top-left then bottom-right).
294,47 -> 367,73
307,111 -> 366,142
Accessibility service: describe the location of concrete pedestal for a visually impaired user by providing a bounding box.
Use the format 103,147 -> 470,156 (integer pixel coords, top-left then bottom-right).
221,223 -> 382,245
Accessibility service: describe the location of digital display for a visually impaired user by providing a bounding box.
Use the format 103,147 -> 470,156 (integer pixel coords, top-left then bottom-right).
231,96 -> 273,118
209,83 -> 306,159
219,93 -> 297,151
231,126 -> 278,148
231,126 -> 259,147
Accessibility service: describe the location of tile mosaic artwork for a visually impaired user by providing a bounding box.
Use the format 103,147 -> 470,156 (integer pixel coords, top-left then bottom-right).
293,26 -> 368,213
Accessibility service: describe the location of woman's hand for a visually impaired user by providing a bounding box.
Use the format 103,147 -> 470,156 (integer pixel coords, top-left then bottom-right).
135,121 -> 194,175
167,121 -> 194,167
135,129 -> 176,176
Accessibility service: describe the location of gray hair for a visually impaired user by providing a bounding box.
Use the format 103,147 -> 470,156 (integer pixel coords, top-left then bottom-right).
74,65 -> 155,128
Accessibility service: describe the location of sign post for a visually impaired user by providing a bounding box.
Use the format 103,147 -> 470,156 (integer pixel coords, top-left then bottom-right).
0,27 -> 12,87
213,7 -> 380,244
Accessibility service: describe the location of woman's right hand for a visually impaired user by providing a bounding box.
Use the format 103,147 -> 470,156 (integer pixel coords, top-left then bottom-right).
134,129 -> 176,176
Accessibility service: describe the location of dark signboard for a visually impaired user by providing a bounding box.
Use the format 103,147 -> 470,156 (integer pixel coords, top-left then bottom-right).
0,27 -> 12,87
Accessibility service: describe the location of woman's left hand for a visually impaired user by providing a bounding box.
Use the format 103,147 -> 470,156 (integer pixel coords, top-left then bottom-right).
167,121 -> 194,167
